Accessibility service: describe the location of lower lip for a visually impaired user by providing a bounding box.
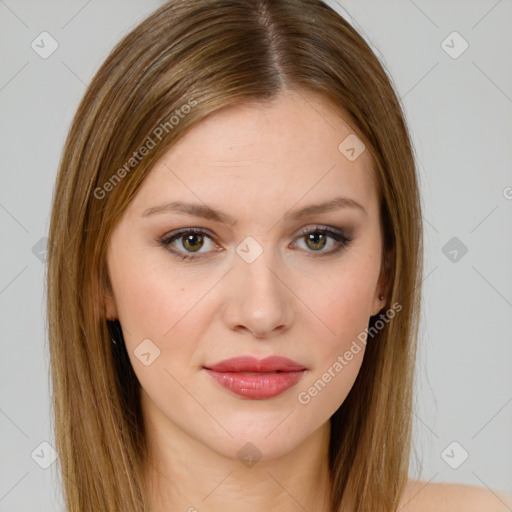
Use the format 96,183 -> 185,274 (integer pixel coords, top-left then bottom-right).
204,369 -> 305,399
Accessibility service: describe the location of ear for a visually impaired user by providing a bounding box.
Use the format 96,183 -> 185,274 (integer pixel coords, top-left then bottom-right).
104,293 -> 118,321
370,241 -> 395,317
93,274 -> 118,321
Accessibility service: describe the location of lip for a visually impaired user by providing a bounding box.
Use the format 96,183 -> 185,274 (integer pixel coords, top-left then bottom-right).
203,356 -> 307,399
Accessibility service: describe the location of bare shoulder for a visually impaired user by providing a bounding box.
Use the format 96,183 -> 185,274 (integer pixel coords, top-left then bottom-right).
399,478 -> 512,512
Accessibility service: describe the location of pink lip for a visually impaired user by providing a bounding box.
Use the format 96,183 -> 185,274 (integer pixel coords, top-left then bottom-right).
203,356 -> 307,399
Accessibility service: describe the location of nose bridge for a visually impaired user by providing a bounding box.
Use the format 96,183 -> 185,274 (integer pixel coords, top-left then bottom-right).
225,235 -> 293,336
237,236 -> 284,305
239,243 -> 280,295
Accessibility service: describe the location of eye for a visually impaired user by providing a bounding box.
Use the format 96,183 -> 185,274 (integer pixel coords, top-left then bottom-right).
158,225 -> 353,262
158,228 -> 218,260
292,226 -> 353,256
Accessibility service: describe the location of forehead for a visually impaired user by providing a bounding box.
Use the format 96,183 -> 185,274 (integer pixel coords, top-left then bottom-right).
129,89 -> 379,219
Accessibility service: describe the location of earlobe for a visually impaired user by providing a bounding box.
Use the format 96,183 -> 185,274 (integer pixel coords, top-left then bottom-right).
371,243 -> 394,317
104,293 -> 118,321
370,292 -> 386,317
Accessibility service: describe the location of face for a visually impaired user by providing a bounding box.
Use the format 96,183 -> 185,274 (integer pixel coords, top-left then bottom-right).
104,89 -> 387,463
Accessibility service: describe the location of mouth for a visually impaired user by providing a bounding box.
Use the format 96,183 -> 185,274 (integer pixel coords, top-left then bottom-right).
203,355 -> 307,400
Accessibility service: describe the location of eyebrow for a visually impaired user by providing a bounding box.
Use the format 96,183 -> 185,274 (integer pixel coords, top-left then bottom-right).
141,195 -> 366,224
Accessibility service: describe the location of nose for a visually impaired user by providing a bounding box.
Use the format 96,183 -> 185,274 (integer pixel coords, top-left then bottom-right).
221,245 -> 295,339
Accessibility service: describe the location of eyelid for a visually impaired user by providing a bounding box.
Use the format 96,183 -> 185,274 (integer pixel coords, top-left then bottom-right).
159,227 -> 220,256
158,224 -> 353,261
159,224 -> 348,241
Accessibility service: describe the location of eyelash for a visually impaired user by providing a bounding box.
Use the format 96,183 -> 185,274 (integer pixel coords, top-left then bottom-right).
157,226 -> 353,262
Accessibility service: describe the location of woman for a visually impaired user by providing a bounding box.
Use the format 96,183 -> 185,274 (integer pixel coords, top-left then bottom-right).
46,1 -> 511,511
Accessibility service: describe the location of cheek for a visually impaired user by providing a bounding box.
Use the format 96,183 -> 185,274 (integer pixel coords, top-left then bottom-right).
111,266 -> 210,403
294,254 -> 379,408
109,252 -> 212,339
109,256 -> 225,389
295,284 -> 370,414
304,256 -> 380,347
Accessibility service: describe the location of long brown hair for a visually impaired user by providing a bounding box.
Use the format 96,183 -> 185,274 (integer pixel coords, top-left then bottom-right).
47,1 -> 423,510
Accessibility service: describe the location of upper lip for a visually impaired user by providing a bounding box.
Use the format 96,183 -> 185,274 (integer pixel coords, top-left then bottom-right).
203,356 -> 306,373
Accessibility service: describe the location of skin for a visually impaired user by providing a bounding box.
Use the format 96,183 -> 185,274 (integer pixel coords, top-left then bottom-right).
103,89 -> 511,511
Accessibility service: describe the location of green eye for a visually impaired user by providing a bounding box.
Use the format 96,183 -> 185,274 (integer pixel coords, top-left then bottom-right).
293,227 -> 352,255
160,228 -> 216,260
159,226 -> 353,262
304,232 -> 328,251
181,233 -> 205,253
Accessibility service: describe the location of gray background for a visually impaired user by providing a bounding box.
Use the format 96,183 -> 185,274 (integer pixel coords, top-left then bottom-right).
1,0 -> 511,510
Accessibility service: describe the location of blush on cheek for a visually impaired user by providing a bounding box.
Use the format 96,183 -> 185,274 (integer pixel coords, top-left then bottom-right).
116,270 -> 193,331
311,292 -> 372,343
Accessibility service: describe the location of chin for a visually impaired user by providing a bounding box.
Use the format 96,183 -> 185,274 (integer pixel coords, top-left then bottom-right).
196,409 -> 323,464
204,431 -> 305,465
